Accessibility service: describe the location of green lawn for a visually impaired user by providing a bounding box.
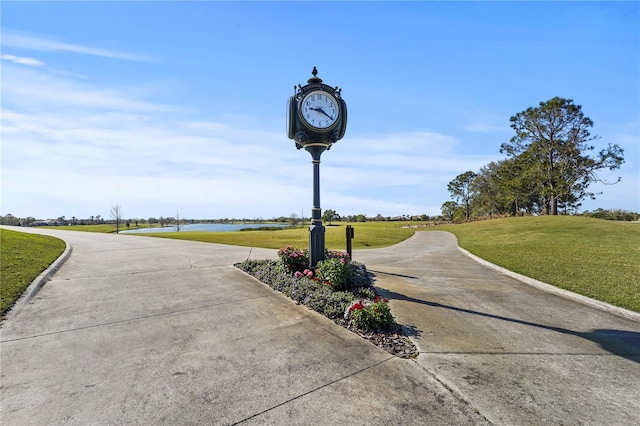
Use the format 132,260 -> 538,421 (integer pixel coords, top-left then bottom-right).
140,222 -> 416,250
429,216 -> 640,313
0,229 -> 66,317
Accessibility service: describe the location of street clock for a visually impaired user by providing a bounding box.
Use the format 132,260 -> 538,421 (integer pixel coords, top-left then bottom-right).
286,67 -> 348,267
288,67 -> 347,149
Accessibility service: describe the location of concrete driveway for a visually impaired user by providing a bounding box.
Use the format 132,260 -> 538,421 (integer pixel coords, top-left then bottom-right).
355,231 -> 640,425
1,227 -> 638,425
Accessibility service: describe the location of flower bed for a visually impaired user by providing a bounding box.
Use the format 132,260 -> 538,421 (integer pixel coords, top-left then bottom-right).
235,247 -> 418,358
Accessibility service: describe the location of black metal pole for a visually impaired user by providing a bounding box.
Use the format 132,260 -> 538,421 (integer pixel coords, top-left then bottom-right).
306,144 -> 328,267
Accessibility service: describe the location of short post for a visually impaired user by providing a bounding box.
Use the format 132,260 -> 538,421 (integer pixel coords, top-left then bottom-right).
346,225 -> 354,260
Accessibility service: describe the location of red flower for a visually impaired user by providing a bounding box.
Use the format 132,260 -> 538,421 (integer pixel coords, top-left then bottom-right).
349,302 -> 365,312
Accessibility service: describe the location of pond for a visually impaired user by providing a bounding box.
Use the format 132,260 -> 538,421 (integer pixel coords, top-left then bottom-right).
120,223 -> 291,234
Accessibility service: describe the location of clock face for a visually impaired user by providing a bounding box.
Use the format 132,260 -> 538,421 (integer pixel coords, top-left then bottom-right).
299,90 -> 339,130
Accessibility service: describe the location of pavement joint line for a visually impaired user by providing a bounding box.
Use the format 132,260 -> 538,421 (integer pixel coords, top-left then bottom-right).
231,355 -> 396,425
0,294 -> 275,343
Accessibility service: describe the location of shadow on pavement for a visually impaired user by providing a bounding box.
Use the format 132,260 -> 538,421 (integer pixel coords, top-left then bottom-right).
376,287 -> 640,364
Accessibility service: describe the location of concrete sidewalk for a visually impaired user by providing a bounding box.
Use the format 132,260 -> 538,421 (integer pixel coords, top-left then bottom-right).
1,228 -> 485,425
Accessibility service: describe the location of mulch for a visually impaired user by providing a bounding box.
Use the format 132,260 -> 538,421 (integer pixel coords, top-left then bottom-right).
333,318 -> 419,359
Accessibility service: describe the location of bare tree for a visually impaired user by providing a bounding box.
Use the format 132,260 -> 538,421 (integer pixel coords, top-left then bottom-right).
110,204 -> 123,234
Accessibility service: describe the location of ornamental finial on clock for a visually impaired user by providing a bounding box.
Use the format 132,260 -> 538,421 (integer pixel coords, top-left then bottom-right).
308,66 -> 322,84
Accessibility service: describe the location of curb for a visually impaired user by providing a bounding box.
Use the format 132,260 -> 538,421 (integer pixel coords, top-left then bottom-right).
458,247 -> 640,323
9,240 -> 73,316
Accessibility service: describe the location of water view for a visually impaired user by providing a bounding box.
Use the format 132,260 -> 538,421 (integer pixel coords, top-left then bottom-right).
121,223 -> 290,234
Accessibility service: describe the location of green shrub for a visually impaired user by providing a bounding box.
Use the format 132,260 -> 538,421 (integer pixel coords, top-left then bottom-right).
272,246 -> 372,292
347,297 -> 395,331
324,291 -> 355,318
355,286 -> 376,300
277,246 -> 308,273
316,257 -> 353,291
584,208 -> 639,221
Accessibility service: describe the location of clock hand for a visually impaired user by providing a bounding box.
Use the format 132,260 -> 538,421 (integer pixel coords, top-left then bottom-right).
311,107 -> 334,120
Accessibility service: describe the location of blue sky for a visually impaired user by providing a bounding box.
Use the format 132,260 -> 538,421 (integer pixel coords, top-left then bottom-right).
2,1 -> 638,220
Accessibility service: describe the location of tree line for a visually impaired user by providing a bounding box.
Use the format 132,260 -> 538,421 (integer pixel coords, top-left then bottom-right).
443,97 -> 629,220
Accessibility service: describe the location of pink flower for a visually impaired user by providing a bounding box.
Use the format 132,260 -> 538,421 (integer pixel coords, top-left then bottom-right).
294,271 -> 304,278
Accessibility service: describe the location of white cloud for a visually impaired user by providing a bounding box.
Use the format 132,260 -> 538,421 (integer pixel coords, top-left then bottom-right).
2,64 -> 175,113
2,31 -> 148,61
1,54 -> 45,66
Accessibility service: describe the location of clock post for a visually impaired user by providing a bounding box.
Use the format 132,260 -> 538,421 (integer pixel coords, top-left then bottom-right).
287,67 -> 347,267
